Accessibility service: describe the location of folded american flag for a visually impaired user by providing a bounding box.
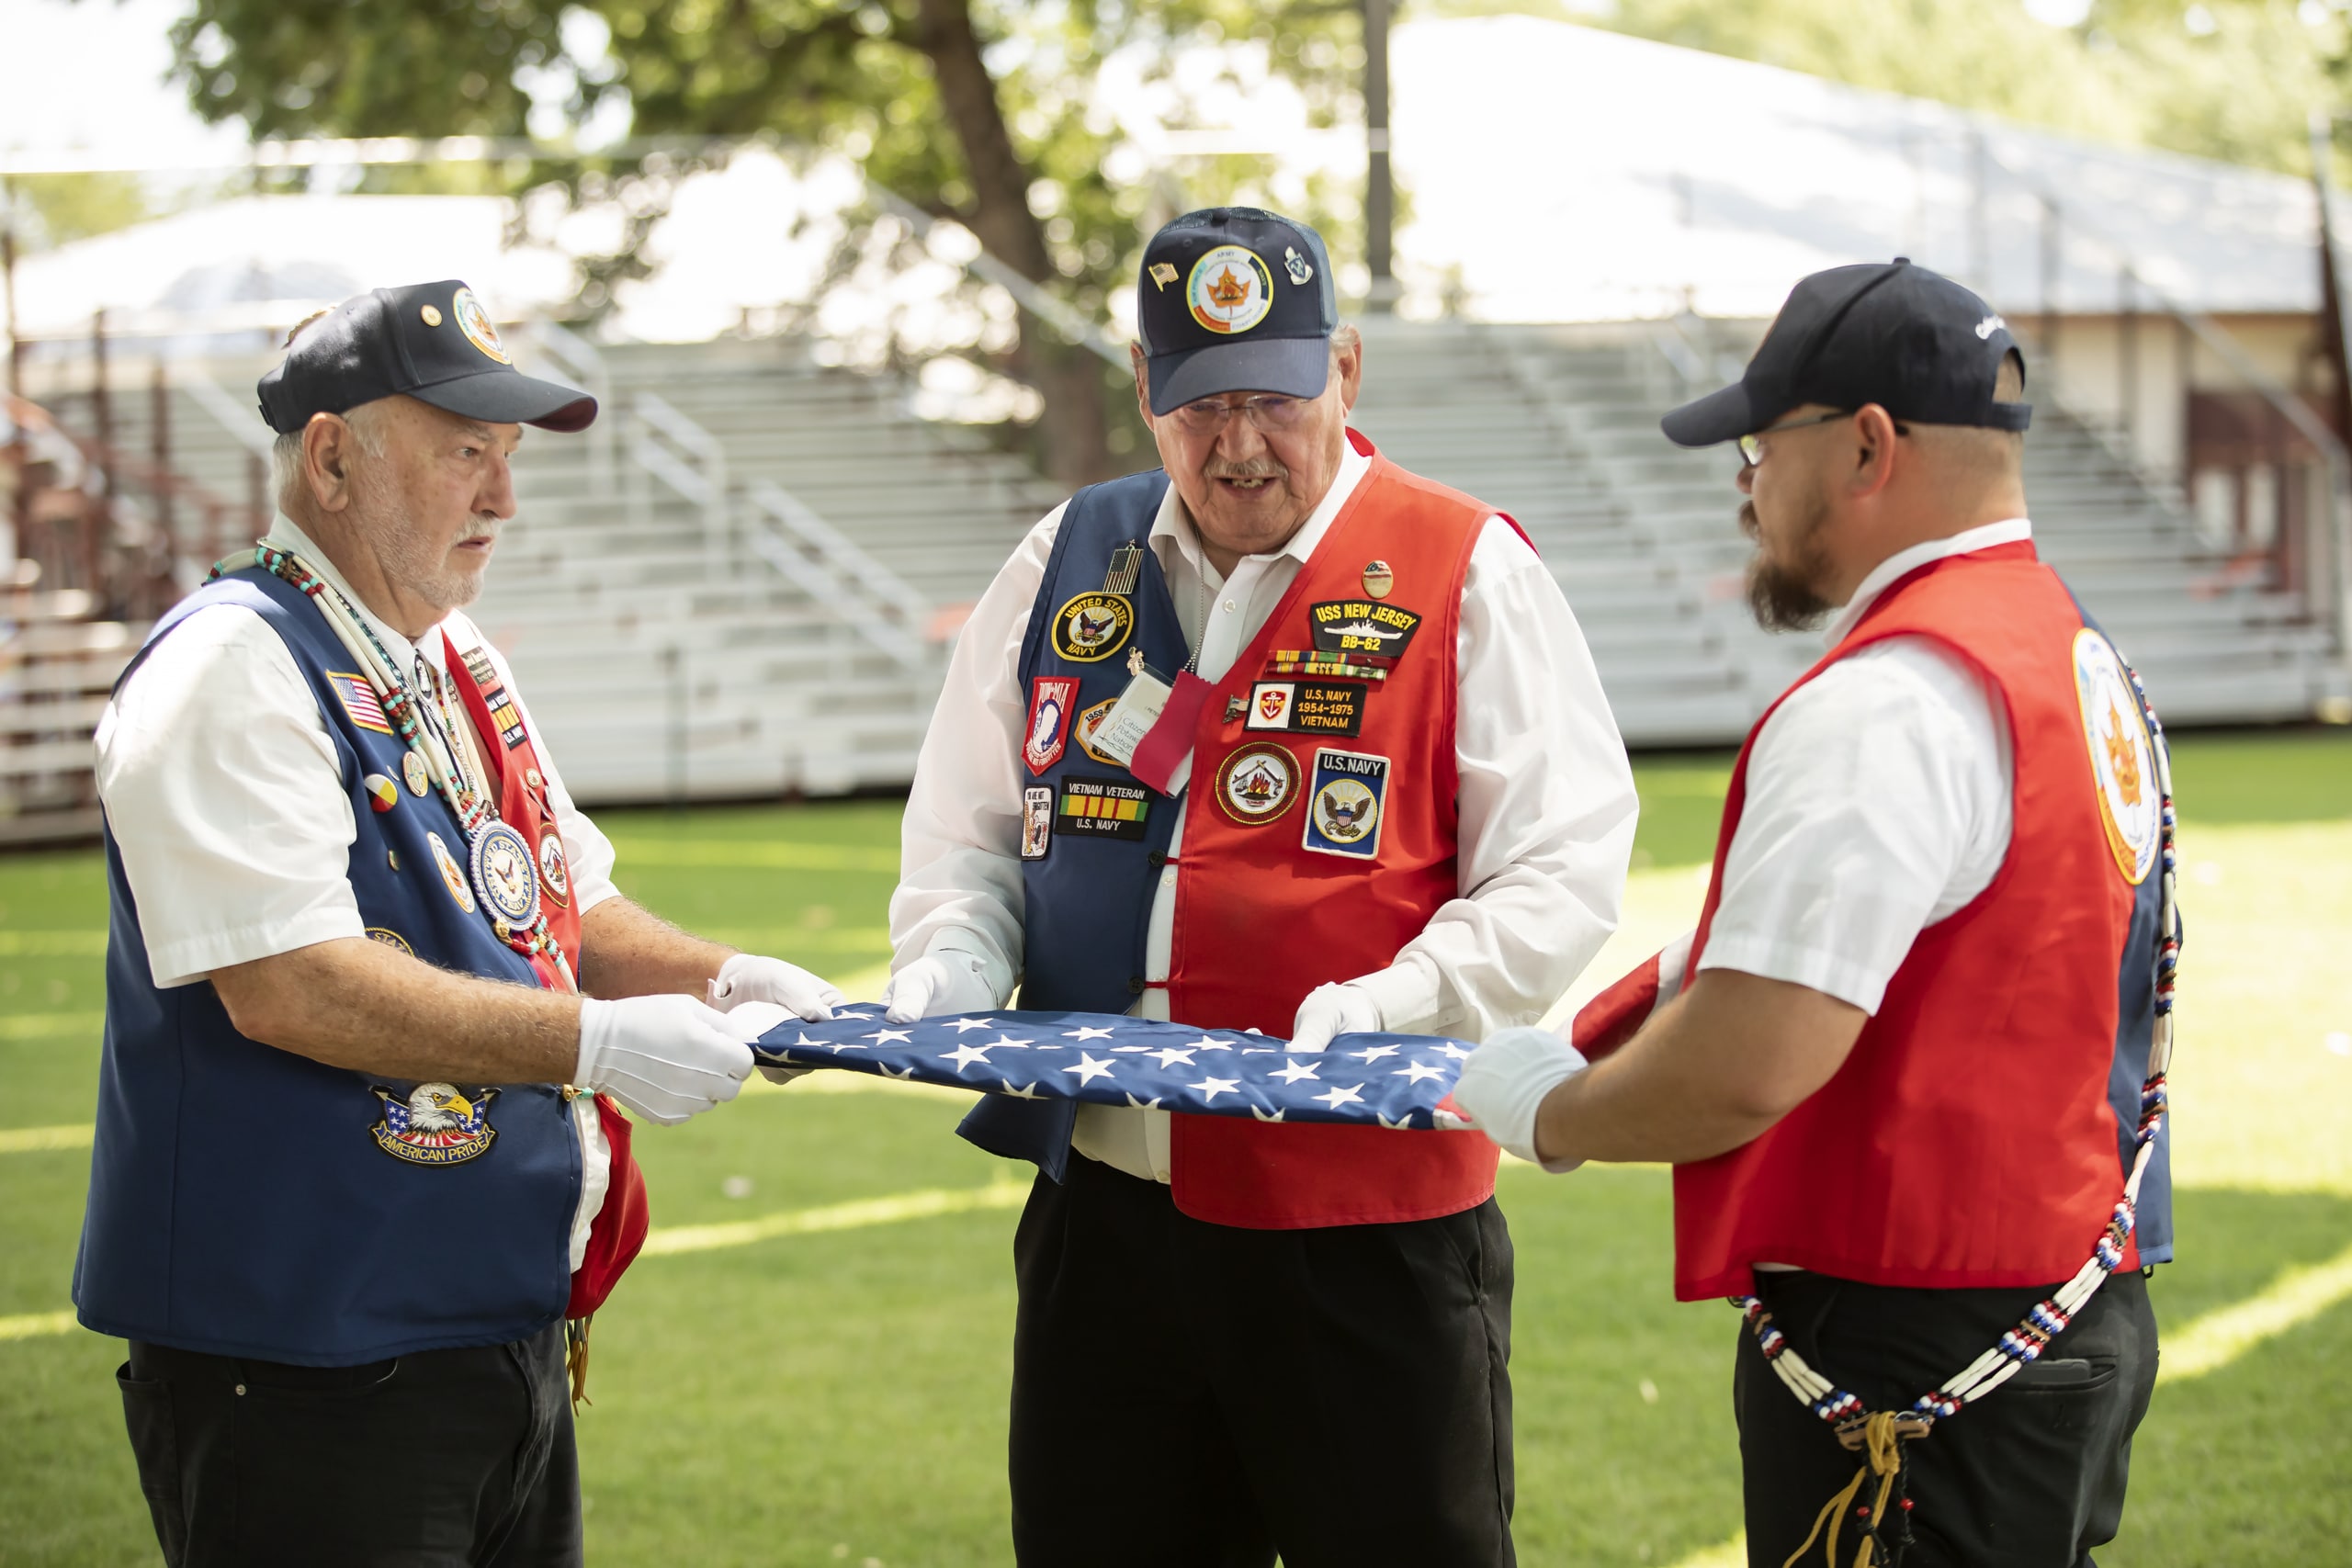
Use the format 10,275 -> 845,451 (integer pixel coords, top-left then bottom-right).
748,1008 -> 1480,1129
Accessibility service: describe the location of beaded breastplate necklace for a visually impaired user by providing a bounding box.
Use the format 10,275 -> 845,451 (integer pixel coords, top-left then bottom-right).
219,546 -> 576,992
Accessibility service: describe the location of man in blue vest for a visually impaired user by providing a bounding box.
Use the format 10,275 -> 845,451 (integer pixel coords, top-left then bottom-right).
80,281 -> 842,1567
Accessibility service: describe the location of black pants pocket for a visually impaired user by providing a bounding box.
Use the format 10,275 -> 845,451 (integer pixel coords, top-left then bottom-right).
118,1362 -> 187,1567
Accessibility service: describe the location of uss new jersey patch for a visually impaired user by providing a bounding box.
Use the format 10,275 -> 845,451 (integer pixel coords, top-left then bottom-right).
2071,629 -> 2160,884
1308,599 -> 1422,658
1303,748 -> 1389,859
1056,775 -> 1150,840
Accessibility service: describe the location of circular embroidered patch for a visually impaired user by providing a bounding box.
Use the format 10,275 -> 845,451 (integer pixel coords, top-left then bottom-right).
470,821 -> 540,927
537,830 -> 571,906
365,926 -> 413,954
402,750 -> 430,795
363,773 -> 399,814
452,287 -> 512,365
2070,627 -> 2158,885
1216,743 -> 1301,825
427,832 -> 477,913
1051,591 -> 1136,662
1310,775 -> 1381,846
1186,245 -> 1275,335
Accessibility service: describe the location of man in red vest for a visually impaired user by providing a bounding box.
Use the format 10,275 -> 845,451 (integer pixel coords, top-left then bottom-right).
1453,260 -> 2170,1567
888,209 -> 1638,1564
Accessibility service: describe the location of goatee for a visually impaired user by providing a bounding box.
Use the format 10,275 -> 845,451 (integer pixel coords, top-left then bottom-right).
1739,499 -> 1834,633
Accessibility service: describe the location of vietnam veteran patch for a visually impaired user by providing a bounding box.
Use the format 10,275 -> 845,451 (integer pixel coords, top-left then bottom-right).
1055,775 -> 1150,840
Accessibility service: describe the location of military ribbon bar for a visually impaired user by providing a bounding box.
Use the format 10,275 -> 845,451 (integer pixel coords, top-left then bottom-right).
747,1009 -> 1482,1130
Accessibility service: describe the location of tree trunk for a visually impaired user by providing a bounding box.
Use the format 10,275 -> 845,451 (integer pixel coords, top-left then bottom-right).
912,0 -> 1115,486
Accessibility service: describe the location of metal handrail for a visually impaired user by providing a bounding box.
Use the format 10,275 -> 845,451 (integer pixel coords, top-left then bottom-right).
865,184 -> 1130,371
514,319 -> 616,489
743,478 -> 930,669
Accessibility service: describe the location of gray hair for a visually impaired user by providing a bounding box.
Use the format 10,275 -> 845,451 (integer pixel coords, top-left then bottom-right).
270,401 -> 389,515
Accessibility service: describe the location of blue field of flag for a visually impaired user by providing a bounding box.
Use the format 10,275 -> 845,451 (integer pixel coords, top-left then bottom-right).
749,1008 -> 1481,1129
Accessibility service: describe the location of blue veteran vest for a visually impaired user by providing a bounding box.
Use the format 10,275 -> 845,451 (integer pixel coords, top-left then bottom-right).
74,570 -> 581,1365
957,471 -> 1186,1179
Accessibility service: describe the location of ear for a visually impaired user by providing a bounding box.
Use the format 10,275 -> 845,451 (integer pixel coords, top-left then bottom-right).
1333,336 -> 1363,415
1847,405 -> 1902,502
300,413 -> 359,514
1130,343 -> 1155,429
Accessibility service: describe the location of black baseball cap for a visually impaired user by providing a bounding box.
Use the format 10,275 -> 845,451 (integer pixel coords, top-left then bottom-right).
257,280 -> 597,435
1136,208 -> 1338,416
1661,258 -> 2030,447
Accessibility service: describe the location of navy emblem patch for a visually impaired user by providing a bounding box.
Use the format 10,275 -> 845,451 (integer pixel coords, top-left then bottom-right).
1303,748 -> 1389,859
1055,775 -> 1150,841
537,831 -> 571,907
1025,676 -> 1080,774
1309,599 -> 1421,658
1051,591 -> 1135,662
469,822 -> 539,928
370,1082 -> 497,1166
1245,680 -> 1365,737
427,832 -> 476,913
365,926 -> 413,954
1021,786 -> 1054,861
1216,743 -> 1301,826
327,671 -> 394,735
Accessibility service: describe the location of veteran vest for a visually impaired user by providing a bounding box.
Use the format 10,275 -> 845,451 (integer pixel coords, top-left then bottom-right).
1672,542 -> 2176,1300
959,434 -> 1502,1229
74,570 -> 582,1365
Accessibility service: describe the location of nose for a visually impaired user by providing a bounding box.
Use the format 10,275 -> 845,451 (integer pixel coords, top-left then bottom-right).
480,448 -> 518,520
1213,412 -> 1270,463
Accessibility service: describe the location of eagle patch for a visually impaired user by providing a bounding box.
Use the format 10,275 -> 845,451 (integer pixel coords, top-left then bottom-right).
370,1083 -> 497,1166
1302,748 -> 1389,859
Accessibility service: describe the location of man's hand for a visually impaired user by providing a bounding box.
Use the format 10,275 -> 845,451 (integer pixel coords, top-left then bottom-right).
880,952 -> 998,1024
576,994 -> 756,1125
708,953 -> 841,1021
1286,982 -> 1381,1054
1451,1027 -> 1590,1170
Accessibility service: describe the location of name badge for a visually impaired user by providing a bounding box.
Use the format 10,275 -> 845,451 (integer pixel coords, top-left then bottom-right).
1087,664 -> 1171,766
1090,653 -> 1213,795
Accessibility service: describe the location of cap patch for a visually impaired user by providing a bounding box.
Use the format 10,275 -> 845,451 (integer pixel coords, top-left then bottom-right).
420,304 -> 444,328
1283,246 -> 1314,286
1187,246 -> 1275,335
1148,263 -> 1180,291
452,287 -> 511,365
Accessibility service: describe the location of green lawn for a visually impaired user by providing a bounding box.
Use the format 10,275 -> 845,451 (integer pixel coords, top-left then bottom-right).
2,731 -> 2347,1566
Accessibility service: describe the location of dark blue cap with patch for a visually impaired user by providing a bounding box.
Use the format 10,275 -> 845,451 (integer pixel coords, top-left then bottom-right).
256,279 -> 597,436
1661,258 -> 2030,447
1136,208 -> 1338,416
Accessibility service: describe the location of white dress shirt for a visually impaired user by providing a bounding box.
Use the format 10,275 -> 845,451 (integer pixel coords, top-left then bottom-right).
892,436 -> 1639,1181
96,514 -> 620,1268
1696,520 -> 2030,1015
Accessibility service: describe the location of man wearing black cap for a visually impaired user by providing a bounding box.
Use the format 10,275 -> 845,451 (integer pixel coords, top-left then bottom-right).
889,209 -> 1635,1563
1453,260 -> 2171,1566
82,280 -> 844,1565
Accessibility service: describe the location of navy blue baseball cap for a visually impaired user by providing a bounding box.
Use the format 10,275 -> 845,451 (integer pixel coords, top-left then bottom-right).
257,280 -> 597,435
1662,258 -> 2030,447
1136,208 -> 1339,416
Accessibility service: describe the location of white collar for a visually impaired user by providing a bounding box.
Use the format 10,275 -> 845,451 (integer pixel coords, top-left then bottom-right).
261,514 -> 450,674
1822,517 -> 2034,647
1148,433 -> 1373,589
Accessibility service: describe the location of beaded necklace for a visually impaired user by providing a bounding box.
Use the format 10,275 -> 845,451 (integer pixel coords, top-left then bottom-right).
221,546 -> 576,990
1739,660 -> 2178,1567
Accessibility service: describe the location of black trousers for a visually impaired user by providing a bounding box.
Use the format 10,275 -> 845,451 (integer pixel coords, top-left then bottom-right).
1735,1269 -> 2158,1568
117,1321 -> 582,1568
1009,1156 -> 1516,1568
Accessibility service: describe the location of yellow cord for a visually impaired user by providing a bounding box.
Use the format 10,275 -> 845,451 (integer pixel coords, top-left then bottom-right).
1781,1411 -> 1906,1568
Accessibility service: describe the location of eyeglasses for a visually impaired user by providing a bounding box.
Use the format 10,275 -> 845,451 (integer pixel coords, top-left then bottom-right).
1164,393 -> 1313,435
1736,409 -> 1908,467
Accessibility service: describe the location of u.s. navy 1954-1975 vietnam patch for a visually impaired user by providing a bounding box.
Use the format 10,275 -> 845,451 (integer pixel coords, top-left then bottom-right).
1051,592 -> 1135,662
1303,748 -> 1389,859
2070,628 -> 2159,884
1245,680 -> 1365,737
370,1083 -> 497,1166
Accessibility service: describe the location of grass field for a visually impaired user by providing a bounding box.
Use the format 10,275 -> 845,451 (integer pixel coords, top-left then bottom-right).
3,731 -> 2347,1566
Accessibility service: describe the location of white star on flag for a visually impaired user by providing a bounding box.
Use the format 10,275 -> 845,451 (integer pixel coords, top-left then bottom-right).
1313,1085 -> 1367,1110
1148,1047 -> 1197,1068
1065,1053 -> 1116,1085
1377,1111 -> 1415,1130
1191,1075 -> 1240,1103
1430,1043 -> 1473,1061
1124,1092 -> 1163,1110
1251,1105 -> 1285,1122
879,1063 -> 914,1078
865,1028 -> 913,1045
984,1035 -> 1035,1050
1351,1044 -> 1402,1062
1394,1061 -> 1448,1083
1001,1080 -> 1040,1100
944,1017 -> 996,1033
1183,1036 -> 1235,1052
943,1043 -> 996,1070
1063,1026 -> 1115,1040
1270,1058 -> 1321,1084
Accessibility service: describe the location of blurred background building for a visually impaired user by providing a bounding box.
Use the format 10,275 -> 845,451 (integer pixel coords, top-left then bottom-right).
5,4 -> 2350,839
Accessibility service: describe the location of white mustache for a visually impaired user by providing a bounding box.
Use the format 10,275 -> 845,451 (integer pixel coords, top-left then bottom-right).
457,519 -> 502,545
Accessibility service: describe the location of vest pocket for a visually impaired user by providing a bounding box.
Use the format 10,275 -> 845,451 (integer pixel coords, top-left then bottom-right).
117,1362 -> 187,1565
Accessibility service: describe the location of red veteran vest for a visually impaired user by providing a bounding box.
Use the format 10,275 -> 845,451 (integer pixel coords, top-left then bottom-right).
1165,447 -> 1505,1228
1672,542 -> 2143,1300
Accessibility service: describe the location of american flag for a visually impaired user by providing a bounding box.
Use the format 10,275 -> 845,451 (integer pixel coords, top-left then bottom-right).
329,672 -> 392,733
749,1008 -> 1479,1129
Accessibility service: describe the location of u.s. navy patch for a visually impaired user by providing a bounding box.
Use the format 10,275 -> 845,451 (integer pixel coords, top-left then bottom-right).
1051,592 -> 1135,662
1308,600 -> 1421,658
369,1082 -> 497,1166
537,831 -> 571,907
365,927 -> 413,954
427,831 -> 476,913
1075,697 -> 1123,765
1303,748 -> 1389,858
1216,743 -> 1300,826
1024,675 -> 1080,774
1245,680 -> 1365,737
1021,785 -> 1054,861
469,821 -> 539,928
2071,628 -> 2160,884
327,671 -> 394,735
1055,775 -> 1150,840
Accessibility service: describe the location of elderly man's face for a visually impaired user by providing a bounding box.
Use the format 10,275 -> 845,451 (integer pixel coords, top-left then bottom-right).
1137,338 -> 1363,565
347,396 -> 522,615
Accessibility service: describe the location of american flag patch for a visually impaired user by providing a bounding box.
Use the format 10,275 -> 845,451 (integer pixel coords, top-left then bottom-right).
327,672 -> 394,735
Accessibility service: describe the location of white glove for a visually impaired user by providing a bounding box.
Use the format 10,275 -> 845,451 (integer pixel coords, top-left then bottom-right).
712,999 -> 812,1085
576,994 -> 756,1125
1285,982 -> 1381,1055
708,953 -> 841,1021
1449,1026 -> 1590,1172
880,951 -> 999,1024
